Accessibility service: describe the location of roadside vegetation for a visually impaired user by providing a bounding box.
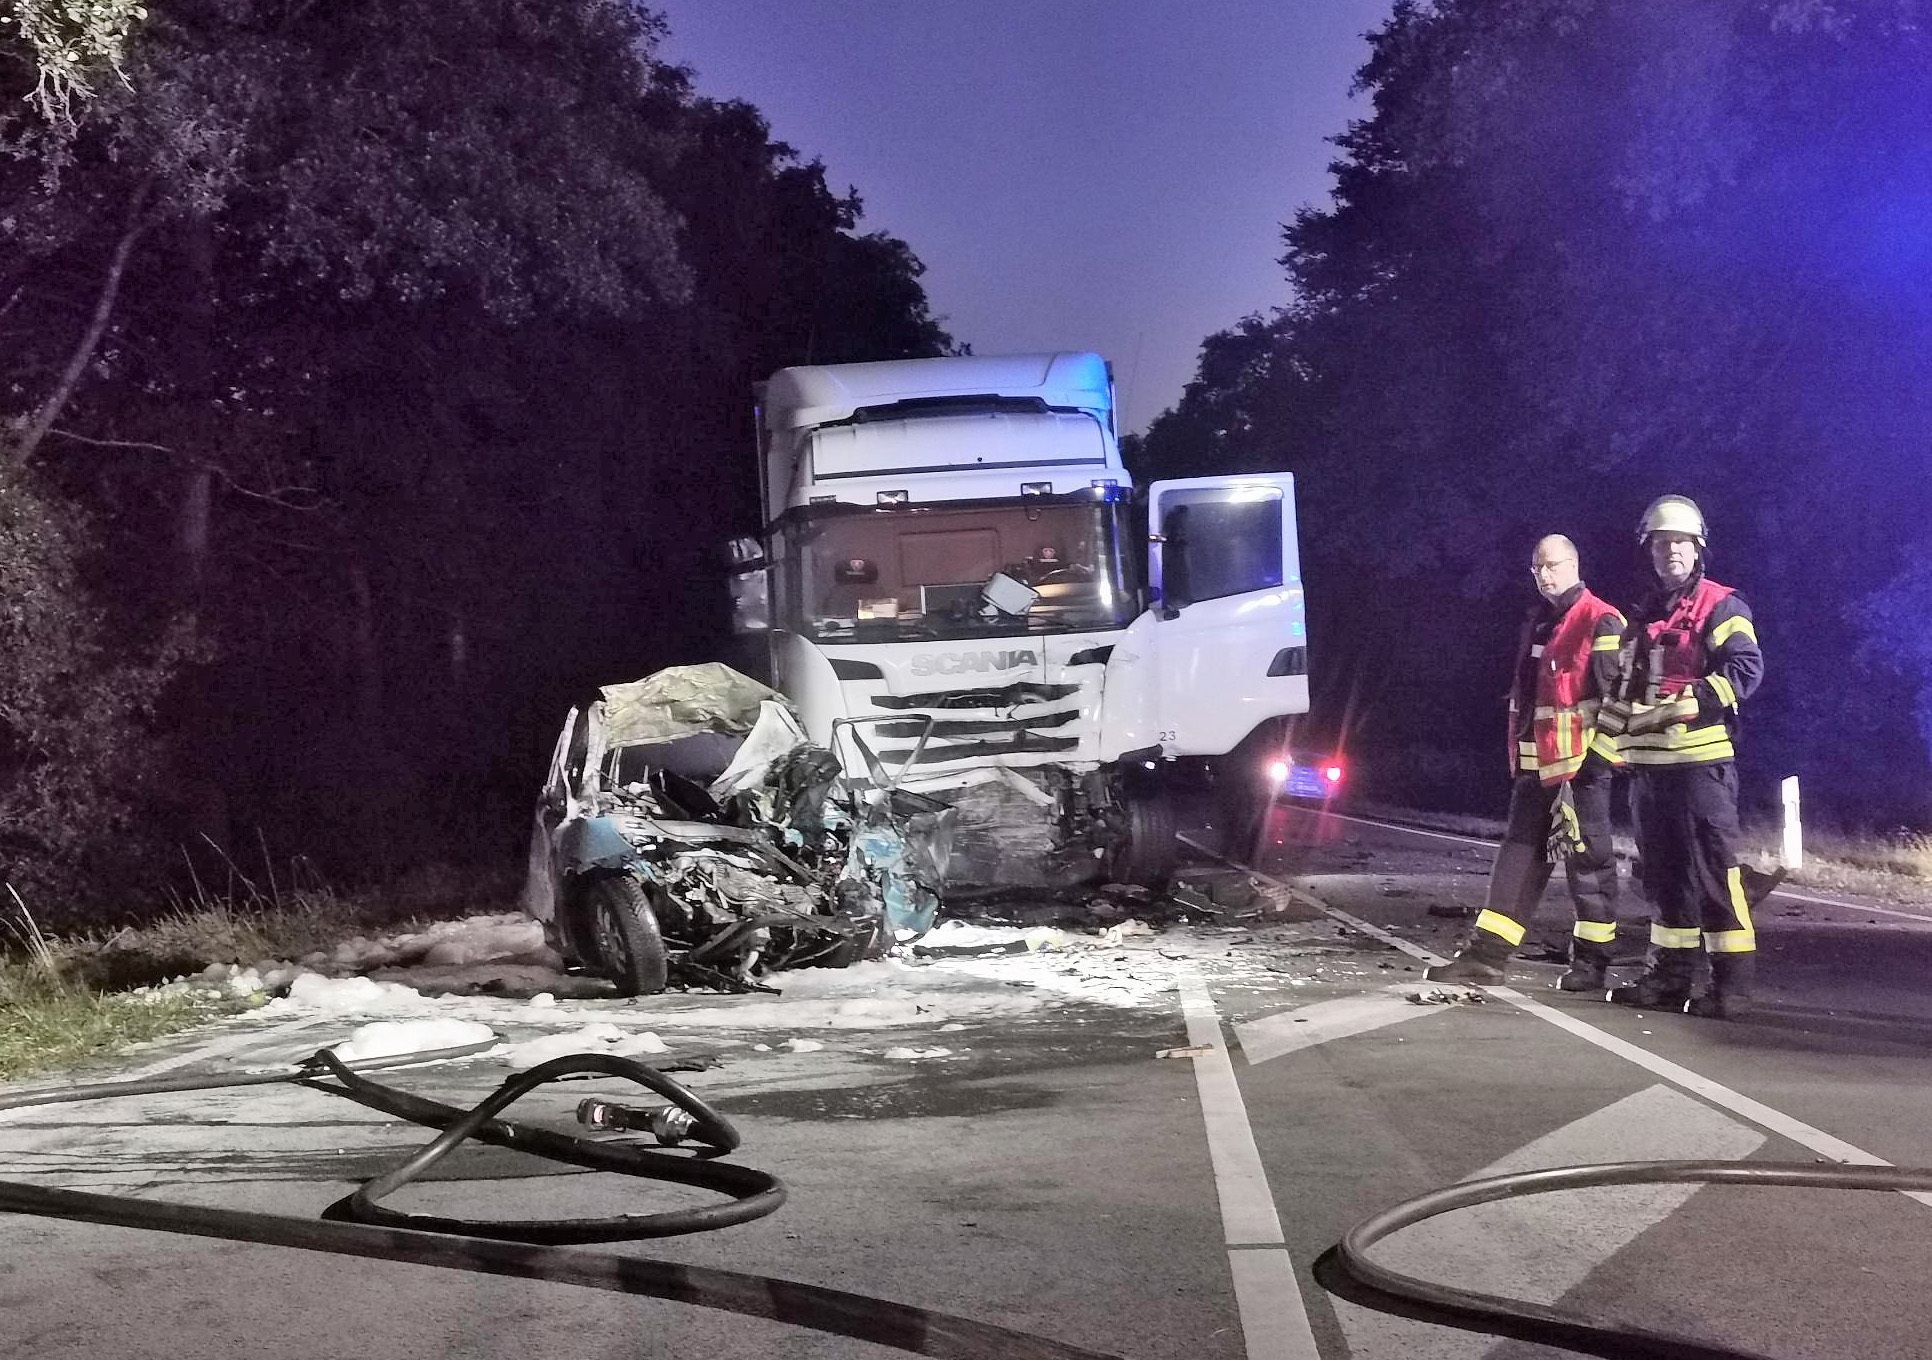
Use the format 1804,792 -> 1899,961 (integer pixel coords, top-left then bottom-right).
1139,1 -> 1932,834
0,959 -> 209,1085
1346,800 -> 1932,905
0,860 -> 514,1084
2,1 -> 955,934
1,886 -> 209,1084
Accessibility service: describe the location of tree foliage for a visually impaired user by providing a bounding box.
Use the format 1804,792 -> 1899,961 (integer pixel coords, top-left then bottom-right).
1,0 -> 146,123
1139,0 -> 1932,824
0,1 -> 954,911
0,474 -> 197,901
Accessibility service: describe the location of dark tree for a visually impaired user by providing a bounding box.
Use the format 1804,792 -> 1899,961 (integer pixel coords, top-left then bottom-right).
1,1 -> 955,912
1140,0 -> 1932,826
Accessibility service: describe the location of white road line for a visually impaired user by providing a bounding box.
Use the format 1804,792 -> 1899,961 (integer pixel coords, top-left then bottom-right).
1234,991 -> 1433,1065
1763,888 -> 1932,923
1179,974 -> 1288,1248
1301,904 -> 1449,968
1325,810 -> 1932,922
1180,834 -> 1932,1209
1319,810 -> 1497,850
1177,971 -> 1323,1360
1334,1084 -> 1766,1358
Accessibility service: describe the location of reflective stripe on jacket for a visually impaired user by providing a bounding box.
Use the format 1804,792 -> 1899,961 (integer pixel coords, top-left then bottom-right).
1508,587 -> 1625,785
1621,577 -> 1762,767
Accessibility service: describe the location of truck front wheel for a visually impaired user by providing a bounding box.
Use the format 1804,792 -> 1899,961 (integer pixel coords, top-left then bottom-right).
1108,785 -> 1179,887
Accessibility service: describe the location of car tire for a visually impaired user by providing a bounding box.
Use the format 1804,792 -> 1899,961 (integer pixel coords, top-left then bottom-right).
580,875 -> 669,996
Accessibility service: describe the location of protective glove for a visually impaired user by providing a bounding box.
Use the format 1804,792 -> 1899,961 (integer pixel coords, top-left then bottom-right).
1596,700 -> 1633,736
1547,784 -> 1586,862
1624,696 -> 1700,736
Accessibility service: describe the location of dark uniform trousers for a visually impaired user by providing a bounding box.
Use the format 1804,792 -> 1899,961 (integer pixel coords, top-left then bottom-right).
1478,756 -> 1619,958
1633,760 -> 1755,981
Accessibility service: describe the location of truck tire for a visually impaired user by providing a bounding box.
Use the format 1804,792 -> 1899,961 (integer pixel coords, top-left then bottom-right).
1110,786 -> 1179,887
580,876 -> 669,997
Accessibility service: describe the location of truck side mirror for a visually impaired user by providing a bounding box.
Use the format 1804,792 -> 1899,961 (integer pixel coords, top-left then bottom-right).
1159,507 -> 1193,614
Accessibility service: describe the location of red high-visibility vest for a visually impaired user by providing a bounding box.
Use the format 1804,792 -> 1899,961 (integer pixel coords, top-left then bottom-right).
1643,578 -> 1735,701
1509,588 -> 1624,785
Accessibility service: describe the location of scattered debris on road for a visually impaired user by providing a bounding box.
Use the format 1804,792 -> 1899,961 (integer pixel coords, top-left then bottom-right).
1406,987 -> 1489,1006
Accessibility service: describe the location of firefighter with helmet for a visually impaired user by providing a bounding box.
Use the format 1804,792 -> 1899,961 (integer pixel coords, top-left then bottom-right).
1599,495 -> 1765,1019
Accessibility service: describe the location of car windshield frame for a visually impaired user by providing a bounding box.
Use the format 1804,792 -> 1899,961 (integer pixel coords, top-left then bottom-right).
770,493 -> 1140,643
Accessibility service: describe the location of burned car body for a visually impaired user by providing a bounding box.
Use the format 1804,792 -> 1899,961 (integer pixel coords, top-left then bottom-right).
522,664 -> 953,995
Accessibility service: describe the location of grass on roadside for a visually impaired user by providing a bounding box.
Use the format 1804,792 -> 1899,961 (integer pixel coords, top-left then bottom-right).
0,856 -> 518,1086
1796,828 -> 1932,898
1344,799 -> 1931,902
0,959 -> 211,1085
1,882 -> 221,1084
57,854 -> 519,993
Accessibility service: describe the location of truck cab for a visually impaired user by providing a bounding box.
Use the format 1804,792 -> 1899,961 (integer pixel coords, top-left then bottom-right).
730,352 -> 1309,884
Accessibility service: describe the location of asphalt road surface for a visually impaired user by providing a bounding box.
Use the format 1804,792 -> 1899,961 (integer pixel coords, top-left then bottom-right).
3,803 -> 1929,1360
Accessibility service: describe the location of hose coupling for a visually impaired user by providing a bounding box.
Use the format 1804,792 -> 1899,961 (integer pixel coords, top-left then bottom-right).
576,1097 -> 697,1145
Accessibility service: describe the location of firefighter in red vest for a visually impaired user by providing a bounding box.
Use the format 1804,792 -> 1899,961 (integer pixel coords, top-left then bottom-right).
1600,495 -> 1764,1019
1426,534 -> 1625,987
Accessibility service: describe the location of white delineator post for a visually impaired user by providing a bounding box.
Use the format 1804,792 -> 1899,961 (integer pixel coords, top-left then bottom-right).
1780,775 -> 1803,872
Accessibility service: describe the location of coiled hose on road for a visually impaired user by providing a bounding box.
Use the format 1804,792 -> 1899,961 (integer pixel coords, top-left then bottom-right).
0,1043 -> 1120,1360
1329,1158 -> 1932,1360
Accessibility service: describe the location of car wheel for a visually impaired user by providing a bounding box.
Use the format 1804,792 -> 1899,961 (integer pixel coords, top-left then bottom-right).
581,876 -> 669,997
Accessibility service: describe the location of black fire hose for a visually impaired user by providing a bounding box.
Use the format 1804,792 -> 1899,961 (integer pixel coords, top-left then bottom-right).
0,1044 -> 1123,1360
1331,1158 -> 1932,1360
307,1049 -> 783,1242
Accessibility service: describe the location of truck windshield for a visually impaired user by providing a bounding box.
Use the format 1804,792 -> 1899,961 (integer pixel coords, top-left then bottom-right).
773,499 -> 1138,642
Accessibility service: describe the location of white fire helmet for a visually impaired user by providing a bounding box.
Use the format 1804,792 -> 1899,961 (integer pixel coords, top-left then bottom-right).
1637,494 -> 1707,546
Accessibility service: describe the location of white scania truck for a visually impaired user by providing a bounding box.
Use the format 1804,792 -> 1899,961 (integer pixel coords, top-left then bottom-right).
727,351 -> 1311,885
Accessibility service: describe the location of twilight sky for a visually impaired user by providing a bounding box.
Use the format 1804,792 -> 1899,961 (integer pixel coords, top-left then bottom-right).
659,1 -> 1393,433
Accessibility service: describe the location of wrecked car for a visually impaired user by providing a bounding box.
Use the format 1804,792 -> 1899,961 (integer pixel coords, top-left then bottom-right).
521,663 -> 954,995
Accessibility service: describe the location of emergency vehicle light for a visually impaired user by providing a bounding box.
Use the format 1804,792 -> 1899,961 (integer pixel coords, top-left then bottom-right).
876,490 -> 909,505
1021,481 -> 1053,496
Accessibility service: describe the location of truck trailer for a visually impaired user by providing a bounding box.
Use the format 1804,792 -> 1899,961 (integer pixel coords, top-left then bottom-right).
727,351 -> 1312,885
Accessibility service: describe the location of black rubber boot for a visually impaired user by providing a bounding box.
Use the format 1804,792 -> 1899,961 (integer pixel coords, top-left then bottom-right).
1607,954 -> 1695,1009
1556,941 -> 1611,993
1424,932 -> 1513,985
1687,953 -> 1756,1020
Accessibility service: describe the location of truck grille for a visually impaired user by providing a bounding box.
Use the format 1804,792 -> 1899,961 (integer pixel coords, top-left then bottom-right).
850,669 -> 1101,772
871,681 -> 1081,711
873,710 -> 1080,739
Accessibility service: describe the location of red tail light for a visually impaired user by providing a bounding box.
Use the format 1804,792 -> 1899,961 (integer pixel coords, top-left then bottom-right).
1323,763 -> 1345,784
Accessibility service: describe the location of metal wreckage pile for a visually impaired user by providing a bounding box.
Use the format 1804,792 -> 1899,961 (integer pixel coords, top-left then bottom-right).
523,665 -> 954,996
